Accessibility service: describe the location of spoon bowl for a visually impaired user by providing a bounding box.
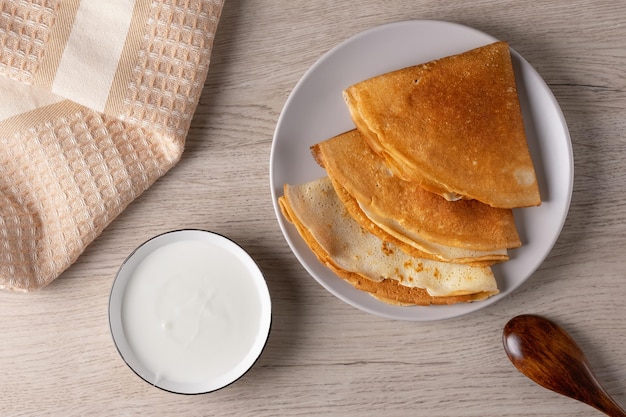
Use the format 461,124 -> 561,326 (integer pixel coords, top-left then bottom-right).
503,314 -> 625,417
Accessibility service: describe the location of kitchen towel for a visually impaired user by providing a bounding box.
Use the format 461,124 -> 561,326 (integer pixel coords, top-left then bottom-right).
0,0 -> 224,291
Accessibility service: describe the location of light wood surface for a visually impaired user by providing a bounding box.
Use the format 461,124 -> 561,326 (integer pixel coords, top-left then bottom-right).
2,1 -> 625,416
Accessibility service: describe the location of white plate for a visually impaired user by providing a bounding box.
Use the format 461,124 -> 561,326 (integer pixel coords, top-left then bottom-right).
270,20 -> 573,321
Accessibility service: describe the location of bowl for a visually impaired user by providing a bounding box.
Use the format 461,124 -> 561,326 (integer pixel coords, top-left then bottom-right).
109,229 -> 272,394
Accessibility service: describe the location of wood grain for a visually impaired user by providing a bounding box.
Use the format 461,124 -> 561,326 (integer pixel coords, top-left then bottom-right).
1,1 -> 625,416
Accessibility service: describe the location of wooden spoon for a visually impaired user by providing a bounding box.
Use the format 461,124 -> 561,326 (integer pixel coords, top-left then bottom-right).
503,314 -> 625,417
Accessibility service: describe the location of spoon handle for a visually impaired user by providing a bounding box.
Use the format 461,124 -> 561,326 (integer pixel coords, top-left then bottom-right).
546,349 -> 626,417
595,395 -> 626,417
567,342 -> 626,417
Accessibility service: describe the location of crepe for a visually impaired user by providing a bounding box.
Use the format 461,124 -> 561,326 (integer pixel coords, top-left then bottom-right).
278,177 -> 499,306
343,41 -> 541,209
311,129 -> 520,265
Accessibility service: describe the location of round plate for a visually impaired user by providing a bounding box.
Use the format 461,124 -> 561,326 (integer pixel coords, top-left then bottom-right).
269,20 -> 573,321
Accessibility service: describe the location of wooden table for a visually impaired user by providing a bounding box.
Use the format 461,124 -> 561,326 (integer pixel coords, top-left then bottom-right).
2,1 -> 625,415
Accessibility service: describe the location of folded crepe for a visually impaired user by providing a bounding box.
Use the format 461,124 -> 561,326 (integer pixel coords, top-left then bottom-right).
279,177 -> 499,306
0,0 -> 224,291
343,41 -> 540,209
311,130 -> 520,265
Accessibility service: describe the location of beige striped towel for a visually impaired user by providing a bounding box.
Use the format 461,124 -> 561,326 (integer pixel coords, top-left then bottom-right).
0,0 -> 224,291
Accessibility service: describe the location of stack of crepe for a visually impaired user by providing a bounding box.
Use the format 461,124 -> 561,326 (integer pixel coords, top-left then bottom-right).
279,41 -> 541,306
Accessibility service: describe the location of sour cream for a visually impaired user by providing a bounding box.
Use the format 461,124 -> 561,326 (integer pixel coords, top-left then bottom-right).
109,230 -> 271,394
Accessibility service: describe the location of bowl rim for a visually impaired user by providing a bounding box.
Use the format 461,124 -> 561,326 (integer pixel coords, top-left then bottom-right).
108,228 -> 272,395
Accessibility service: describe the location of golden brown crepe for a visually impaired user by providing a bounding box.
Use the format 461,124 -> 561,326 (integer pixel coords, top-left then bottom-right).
278,177 -> 499,306
311,129 -> 520,264
343,41 -> 541,209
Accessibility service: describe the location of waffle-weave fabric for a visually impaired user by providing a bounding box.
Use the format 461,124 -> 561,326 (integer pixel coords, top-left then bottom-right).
0,0 -> 224,291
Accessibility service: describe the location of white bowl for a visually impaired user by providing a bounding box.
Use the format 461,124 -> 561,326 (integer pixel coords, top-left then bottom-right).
109,229 -> 272,394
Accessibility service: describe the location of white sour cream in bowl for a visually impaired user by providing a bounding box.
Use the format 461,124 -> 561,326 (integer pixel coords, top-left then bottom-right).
109,229 -> 272,394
